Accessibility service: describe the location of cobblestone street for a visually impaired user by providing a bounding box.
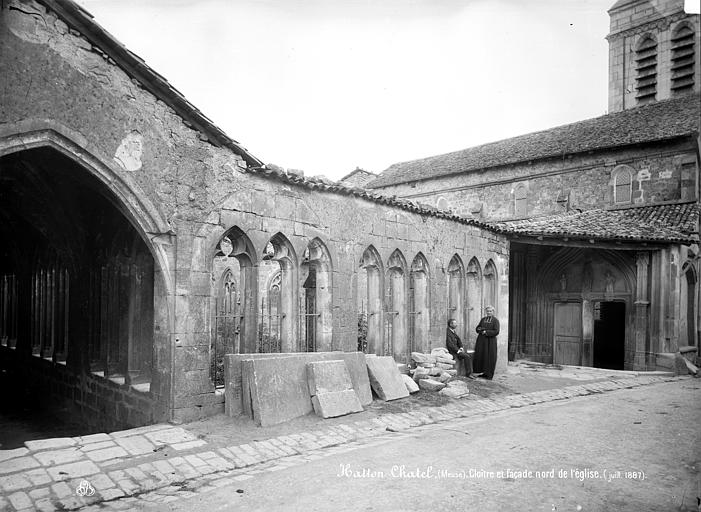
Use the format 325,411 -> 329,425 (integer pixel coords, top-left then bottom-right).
0,364 -> 694,511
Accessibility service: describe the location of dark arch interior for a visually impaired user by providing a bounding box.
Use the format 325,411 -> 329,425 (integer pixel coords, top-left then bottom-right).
0,147 -> 155,445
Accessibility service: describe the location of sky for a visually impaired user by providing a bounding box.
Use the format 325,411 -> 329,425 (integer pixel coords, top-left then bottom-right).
75,0 -> 618,180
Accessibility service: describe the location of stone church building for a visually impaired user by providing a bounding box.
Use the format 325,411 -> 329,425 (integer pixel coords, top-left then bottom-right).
0,0 -> 697,432
369,0 -> 700,372
0,0 -> 510,430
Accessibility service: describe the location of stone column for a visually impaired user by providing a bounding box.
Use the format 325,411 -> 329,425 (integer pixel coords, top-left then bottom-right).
633,251 -> 650,370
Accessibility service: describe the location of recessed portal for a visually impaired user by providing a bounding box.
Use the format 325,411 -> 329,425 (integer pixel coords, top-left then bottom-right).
593,301 -> 625,370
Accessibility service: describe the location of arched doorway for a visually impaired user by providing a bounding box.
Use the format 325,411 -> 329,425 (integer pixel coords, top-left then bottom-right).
0,145 -> 164,435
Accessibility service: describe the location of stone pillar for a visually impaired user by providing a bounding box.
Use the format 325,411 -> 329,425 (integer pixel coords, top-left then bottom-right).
633,251 -> 650,370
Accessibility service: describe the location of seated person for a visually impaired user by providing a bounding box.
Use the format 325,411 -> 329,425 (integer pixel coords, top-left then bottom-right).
446,318 -> 474,379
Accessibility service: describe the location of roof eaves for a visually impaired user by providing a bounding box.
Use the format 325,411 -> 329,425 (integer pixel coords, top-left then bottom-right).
245,166 -> 505,235
42,0 -> 264,168
369,131 -> 697,189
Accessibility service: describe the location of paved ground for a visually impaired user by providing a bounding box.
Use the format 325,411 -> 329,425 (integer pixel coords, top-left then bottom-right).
0,362 -> 691,511
152,379 -> 701,512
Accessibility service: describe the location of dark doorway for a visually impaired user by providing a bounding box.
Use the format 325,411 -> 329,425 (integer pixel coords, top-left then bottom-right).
593,301 -> 625,370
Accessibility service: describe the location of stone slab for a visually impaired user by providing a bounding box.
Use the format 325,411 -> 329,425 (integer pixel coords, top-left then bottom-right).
437,362 -> 455,370
227,351 -> 372,418
311,390 -> 363,419
243,357 -> 313,427
419,379 -> 446,392
411,352 -> 436,364
401,374 -> 420,394
25,438 -> 76,452
365,356 -> 409,401
47,460 -> 100,481
114,436 -> 155,456
439,386 -> 469,398
307,360 -> 353,395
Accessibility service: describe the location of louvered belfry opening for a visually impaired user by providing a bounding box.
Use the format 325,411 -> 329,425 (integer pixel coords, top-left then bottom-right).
635,36 -> 658,104
671,25 -> 696,95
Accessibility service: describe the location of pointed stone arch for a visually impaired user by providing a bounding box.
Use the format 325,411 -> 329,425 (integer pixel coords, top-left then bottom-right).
483,259 -> 498,315
466,257 -> 483,345
261,232 -> 298,353
410,252 -> 430,354
447,254 -> 466,342
386,249 -> 408,361
301,237 -> 333,352
358,245 -> 384,355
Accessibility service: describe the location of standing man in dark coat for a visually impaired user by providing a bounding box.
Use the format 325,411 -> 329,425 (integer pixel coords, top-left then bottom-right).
474,305 -> 499,380
446,318 -> 475,379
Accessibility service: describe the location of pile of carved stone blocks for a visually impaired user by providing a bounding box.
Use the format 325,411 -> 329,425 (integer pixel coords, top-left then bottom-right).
409,349 -> 469,398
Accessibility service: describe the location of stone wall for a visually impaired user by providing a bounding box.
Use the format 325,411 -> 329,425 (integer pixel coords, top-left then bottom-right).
372,141 -> 698,221
0,0 -> 510,426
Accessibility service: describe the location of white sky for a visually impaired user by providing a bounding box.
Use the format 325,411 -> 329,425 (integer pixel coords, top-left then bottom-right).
76,0 -> 616,180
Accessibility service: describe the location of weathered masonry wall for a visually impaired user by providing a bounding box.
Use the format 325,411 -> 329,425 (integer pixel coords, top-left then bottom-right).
372,141 -> 698,221
0,0 -> 509,427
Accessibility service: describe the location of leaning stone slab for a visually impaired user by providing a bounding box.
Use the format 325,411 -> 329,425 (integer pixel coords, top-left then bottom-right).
419,379 -> 446,392
401,374 -> 420,394
242,356 -> 318,427
365,356 -> 409,401
226,351 -> 372,417
311,390 -> 363,418
307,360 -> 353,395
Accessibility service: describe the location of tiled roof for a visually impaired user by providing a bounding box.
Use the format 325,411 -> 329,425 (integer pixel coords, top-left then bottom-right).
338,168 -> 377,188
489,203 -> 698,243
245,166 -> 501,232
368,95 -> 700,189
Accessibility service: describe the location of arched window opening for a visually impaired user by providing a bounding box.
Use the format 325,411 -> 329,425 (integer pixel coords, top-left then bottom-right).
513,185 -> 528,218
671,24 -> 696,94
358,246 -> 383,354
483,259 -> 498,315
211,227 -> 257,386
466,257 -> 483,345
300,238 -> 333,352
635,35 -> 657,104
259,234 -> 297,353
409,253 -> 430,354
447,255 -> 466,342
613,166 -> 633,204
386,250 -> 408,362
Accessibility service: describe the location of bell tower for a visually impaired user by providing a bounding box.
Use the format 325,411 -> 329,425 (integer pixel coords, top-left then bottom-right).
607,0 -> 699,112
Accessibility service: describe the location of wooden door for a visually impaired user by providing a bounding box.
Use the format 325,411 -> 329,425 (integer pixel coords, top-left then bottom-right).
554,302 -> 582,366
